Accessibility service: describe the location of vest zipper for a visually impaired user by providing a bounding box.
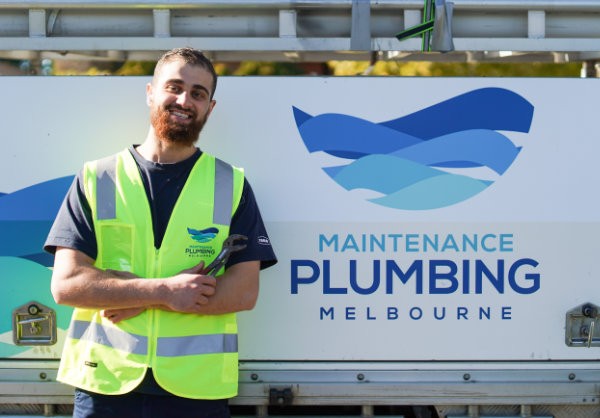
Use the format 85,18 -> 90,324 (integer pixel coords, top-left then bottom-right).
147,247 -> 161,367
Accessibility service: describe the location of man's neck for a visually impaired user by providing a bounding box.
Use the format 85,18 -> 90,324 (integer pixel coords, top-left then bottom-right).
136,132 -> 197,164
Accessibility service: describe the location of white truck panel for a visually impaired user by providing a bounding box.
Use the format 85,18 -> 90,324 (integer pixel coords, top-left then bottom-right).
1,76 -> 599,417
1,76 -> 599,362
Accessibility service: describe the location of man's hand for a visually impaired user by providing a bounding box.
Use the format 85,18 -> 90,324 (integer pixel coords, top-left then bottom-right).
102,307 -> 146,323
101,262 -> 216,322
160,262 -> 217,313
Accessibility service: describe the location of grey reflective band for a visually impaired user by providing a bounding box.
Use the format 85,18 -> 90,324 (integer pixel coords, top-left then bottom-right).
96,155 -> 117,220
213,158 -> 234,226
96,155 -> 233,224
68,320 -> 148,356
156,333 -> 238,357
68,320 -> 237,358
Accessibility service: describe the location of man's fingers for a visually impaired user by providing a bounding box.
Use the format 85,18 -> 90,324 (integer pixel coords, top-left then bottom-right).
101,307 -> 145,323
195,295 -> 210,306
183,261 -> 206,274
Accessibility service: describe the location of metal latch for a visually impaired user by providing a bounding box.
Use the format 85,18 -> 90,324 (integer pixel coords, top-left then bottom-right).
12,301 -> 57,346
565,302 -> 600,347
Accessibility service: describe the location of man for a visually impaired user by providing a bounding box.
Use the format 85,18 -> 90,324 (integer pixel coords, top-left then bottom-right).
45,47 -> 277,418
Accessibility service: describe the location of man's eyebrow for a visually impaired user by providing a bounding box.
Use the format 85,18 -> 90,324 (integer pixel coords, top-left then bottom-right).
165,78 -> 210,95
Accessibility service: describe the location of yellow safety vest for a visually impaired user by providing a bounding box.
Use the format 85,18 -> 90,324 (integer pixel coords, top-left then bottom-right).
57,149 -> 244,399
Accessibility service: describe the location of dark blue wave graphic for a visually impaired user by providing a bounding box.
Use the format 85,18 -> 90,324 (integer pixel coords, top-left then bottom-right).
0,176 -> 73,265
294,108 -> 422,159
0,176 -> 74,220
293,87 -> 534,210
380,87 -> 534,139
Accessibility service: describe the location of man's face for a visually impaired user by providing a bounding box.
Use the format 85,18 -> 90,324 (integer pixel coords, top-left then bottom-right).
147,60 -> 216,145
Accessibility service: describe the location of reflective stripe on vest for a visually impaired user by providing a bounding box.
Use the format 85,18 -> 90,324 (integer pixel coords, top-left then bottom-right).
213,158 -> 234,226
96,155 -> 117,220
156,333 -> 238,356
68,320 -> 237,357
68,320 -> 148,356
95,154 -> 235,224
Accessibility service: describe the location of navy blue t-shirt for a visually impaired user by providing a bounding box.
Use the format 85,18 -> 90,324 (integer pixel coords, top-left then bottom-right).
44,146 -> 277,271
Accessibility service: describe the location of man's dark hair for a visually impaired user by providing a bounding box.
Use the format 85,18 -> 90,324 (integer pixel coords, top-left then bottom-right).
154,47 -> 218,98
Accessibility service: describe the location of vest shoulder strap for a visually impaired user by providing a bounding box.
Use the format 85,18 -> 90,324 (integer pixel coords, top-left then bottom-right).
90,150 -> 243,226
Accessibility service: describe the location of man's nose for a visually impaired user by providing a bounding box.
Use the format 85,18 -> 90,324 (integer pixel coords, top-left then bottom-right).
175,91 -> 192,107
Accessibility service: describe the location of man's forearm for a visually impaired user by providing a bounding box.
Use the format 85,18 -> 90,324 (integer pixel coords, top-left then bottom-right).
51,254 -> 168,309
51,247 -> 216,312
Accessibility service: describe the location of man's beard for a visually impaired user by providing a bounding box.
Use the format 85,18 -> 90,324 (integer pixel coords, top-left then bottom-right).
151,104 -> 207,146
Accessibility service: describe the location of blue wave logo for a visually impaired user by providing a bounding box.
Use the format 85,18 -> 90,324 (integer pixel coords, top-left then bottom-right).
0,176 -> 74,266
187,227 -> 219,243
293,87 -> 534,210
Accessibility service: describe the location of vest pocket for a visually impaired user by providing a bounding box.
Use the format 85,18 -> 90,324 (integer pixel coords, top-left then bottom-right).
98,223 -> 134,272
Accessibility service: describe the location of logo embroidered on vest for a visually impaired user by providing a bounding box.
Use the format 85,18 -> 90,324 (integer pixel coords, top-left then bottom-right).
186,227 -> 218,258
187,227 -> 219,243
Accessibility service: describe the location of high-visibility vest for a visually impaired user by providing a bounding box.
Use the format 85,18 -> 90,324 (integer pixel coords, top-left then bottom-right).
57,149 -> 245,399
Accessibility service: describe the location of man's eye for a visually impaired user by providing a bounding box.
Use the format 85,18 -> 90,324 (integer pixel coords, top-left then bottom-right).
192,91 -> 206,100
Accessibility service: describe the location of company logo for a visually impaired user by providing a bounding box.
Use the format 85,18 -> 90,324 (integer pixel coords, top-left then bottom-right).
293,87 -> 534,210
187,227 -> 219,243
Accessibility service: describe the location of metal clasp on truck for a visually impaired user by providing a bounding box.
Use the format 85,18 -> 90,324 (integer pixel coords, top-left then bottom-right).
12,301 -> 57,346
565,302 -> 600,348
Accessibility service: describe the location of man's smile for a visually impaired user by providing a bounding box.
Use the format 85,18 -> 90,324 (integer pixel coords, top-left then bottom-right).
168,106 -> 195,122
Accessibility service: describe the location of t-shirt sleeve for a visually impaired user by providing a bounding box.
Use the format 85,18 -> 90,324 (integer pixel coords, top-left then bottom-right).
226,179 -> 277,271
43,171 -> 98,260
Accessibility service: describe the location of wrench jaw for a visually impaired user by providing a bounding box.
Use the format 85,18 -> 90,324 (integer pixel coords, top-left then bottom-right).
203,234 -> 248,276
223,234 -> 248,252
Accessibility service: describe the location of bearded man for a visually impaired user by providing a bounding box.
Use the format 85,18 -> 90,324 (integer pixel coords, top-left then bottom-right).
44,47 -> 277,418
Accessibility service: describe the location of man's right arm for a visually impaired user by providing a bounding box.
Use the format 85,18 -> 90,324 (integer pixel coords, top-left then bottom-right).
50,247 -> 217,312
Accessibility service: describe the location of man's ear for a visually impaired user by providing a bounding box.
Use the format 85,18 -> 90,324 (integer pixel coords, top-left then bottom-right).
145,83 -> 153,107
207,99 -> 217,118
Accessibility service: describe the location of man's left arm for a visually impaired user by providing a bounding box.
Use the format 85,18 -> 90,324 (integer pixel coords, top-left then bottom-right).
197,260 -> 260,315
103,260 -> 260,322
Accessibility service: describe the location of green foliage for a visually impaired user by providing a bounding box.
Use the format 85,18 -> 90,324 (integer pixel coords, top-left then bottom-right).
327,60 -> 581,77
53,65 -> 115,76
52,60 -> 155,76
114,61 -> 156,76
429,62 -> 581,77
39,58 -> 585,77
232,61 -> 306,76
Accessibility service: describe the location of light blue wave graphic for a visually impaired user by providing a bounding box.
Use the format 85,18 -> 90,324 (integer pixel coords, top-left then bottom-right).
187,227 -> 219,243
390,129 -> 521,174
293,87 -> 534,210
